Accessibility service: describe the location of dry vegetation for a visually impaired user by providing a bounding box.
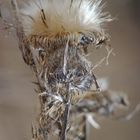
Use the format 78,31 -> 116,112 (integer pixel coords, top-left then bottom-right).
0,0 -> 138,140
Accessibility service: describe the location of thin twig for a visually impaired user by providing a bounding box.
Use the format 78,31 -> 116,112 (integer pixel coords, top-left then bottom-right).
60,83 -> 71,140
119,102 -> 140,121
91,73 -> 100,91
91,57 -> 106,71
63,40 -> 69,75
11,0 -> 32,65
61,40 -> 71,140
105,47 -> 114,65
11,0 -> 24,48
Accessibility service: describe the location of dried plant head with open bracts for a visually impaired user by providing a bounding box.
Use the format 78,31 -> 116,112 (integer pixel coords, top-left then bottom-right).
17,0 -> 112,139
21,0 -> 111,93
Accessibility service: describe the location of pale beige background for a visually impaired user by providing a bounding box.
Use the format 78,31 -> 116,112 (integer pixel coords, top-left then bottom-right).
0,0 -> 140,140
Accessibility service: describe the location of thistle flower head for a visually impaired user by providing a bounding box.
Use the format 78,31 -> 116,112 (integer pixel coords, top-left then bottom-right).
21,0 -> 111,38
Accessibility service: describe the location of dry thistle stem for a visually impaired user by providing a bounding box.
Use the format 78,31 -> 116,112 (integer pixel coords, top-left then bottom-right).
10,0 -> 116,140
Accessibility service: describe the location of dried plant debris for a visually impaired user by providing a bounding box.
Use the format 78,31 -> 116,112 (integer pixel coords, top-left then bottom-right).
10,0 -> 134,140
67,88 -> 129,140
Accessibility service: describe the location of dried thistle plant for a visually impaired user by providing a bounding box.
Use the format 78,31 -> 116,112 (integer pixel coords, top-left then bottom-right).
67,88 -> 129,140
10,0 -> 130,140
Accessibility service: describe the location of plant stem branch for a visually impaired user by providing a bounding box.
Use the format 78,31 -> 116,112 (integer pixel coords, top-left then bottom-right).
60,83 -> 71,140
11,0 -> 24,49
11,0 -> 33,65
61,40 -> 71,140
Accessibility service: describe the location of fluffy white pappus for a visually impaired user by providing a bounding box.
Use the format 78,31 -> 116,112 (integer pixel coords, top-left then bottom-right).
21,0 -> 111,37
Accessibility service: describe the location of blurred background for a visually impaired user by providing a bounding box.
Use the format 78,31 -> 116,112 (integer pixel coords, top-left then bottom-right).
0,0 -> 140,140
